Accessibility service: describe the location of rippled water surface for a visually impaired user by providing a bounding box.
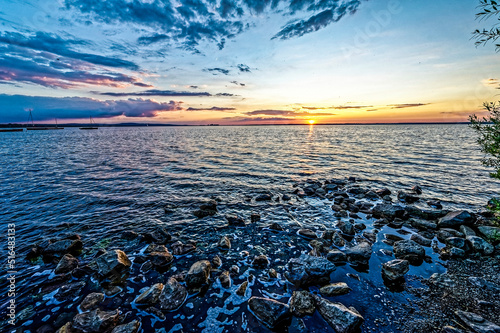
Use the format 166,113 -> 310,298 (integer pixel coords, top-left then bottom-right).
0,124 -> 498,332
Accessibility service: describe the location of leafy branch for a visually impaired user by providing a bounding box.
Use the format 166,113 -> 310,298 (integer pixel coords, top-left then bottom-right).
473,0 -> 500,51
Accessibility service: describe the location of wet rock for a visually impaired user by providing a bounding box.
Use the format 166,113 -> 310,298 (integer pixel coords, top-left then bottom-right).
309,239 -> 331,255
398,191 -> 420,203
150,227 -> 172,244
446,237 -> 465,249
212,255 -> 222,268
460,225 -> 477,238
255,193 -> 272,201
428,273 -> 456,288
80,293 -> 104,312
410,218 -> 437,230
186,260 -> 211,288
298,229 -> 317,239
193,200 -> 217,218
111,320 -> 140,333
73,309 -> 119,333
467,236 -> 494,255
478,226 -> 500,244
104,286 -> 122,297
55,281 -> 86,301
447,247 -> 466,258
149,250 -> 173,267
426,200 -> 443,209
171,241 -> 196,255
381,259 -> 409,281
337,221 -> 355,235
226,214 -> 246,226
218,271 -> 231,288
438,211 -> 475,228
362,231 -> 377,244
322,229 -> 335,240
314,296 -> 364,333
384,233 -> 405,245
455,310 -> 500,333
354,223 -> 366,231
289,291 -> 315,317
230,265 -> 240,275
412,185 -> 423,194
289,317 -> 308,333
437,229 -> 464,243
269,222 -> 284,232
236,281 -> 248,296
121,231 -> 139,240
145,244 -> 168,254
268,268 -> 278,279
320,282 -> 351,296
248,297 -> 290,329
282,194 -> 292,201
159,277 -> 187,311
252,254 -> 269,268
285,254 -> 336,287
55,254 -> 79,274
96,250 -> 131,277
45,239 -> 83,255
326,249 -> 347,263
251,213 -> 261,222
393,240 -> 425,263
55,322 -> 72,333
135,283 -> 163,305
372,203 -> 405,220
410,234 -> 432,247
345,242 -> 372,265
217,236 -> 231,249
332,231 -> 346,247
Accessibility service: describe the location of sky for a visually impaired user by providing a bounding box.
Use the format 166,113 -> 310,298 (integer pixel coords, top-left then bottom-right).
0,0 -> 499,125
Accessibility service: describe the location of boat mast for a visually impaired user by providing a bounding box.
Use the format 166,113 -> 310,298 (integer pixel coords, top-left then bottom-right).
27,109 -> 34,127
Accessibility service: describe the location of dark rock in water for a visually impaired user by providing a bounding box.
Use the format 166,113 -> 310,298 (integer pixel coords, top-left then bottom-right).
55,254 -> 79,274
145,244 -> 167,254
186,260 -> 212,288
354,223 -> 366,231
375,188 -> 392,197
255,193 -> 272,201
72,309 -> 119,333
314,295 -> 364,333
55,322 -> 72,333
309,238 -> 331,255
251,213 -> 261,222
460,225 -> 476,238
150,227 -> 172,244
218,271 -> 232,289
217,236 -> 231,249
149,251 -> 174,267
393,240 -> 425,263
348,176 -> 356,182
410,218 -> 437,230
337,221 -> 355,235
428,273 -> 456,288
268,268 -> 278,279
398,191 -> 420,203
121,231 -> 139,240
230,265 -> 240,275
412,185 -> 423,195
248,297 -> 291,329
364,190 -> 379,200
455,310 -> 500,333
426,200 -> 443,209
135,283 -> 164,305
159,277 -> 187,311
171,241 -> 196,255
345,242 -> 372,265
437,229 -> 465,243
289,291 -> 315,317
298,229 -> 317,239
373,218 -> 389,228
96,250 -> 131,277
384,233 -> 405,244
80,293 -> 104,312
285,254 -> 336,287
320,282 -> 351,296
410,234 -> 432,247
269,222 -> 284,232
282,194 -> 292,201
200,200 -> 217,211
45,239 -> 83,255
236,281 -> 248,296
478,226 -> 500,244
193,200 -> 218,218
111,320 -> 140,333
226,214 -> 246,226
322,229 -> 335,240
325,183 -> 339,191
332,231 -> 346,247
55,281 -> 86,301
252,254 -> 270,268
446,237 -> 465,249
363,231 -> 377,244
438,211 -> 475,228
372,204 -> 405,220
442,247 -> 466,259
382,259 -> 409,281
212,255 -> 222,268
289,317 -> 308,333
467,236 -> 494,255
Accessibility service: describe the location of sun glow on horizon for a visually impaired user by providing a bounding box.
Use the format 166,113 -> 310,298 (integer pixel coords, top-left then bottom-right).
308,119 -> 316,125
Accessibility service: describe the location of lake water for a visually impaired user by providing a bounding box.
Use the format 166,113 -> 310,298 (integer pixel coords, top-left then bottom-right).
0,124 -> 498,332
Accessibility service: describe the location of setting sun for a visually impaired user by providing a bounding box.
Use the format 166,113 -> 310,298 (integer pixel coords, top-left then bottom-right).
308,120 -> 316,125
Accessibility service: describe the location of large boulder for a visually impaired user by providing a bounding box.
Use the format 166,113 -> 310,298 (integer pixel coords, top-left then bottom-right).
393,240 -> 425,264
72,309 -> 119,333
95,250 -> 131,277
467,236 -> 494,255
186,260 -> 212,288
159,277 -> 187,311
285,254 -> 336,287
314,296 -> 364,333
438,211 -> 474,228
289,291 -> 315,317
248,297 -> 290,329
382,259 -> 409,281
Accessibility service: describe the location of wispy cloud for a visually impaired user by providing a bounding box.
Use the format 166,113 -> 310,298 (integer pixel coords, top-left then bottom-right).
390,103 -> 429,109
246,109 -> 336,116
237,64 -> 251,72
230,80 -> 246,86
205,67 -> 230,75
96,89 -> 212,97
302,105 -> 372,110
186,106 -> 236,111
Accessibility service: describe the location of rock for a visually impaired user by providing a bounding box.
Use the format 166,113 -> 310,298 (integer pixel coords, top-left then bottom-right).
438,211 -> 475,228
289,317 -> 308,333
442,326 -> 464,333
345,242 -> 372,265
282,194 -> 292,201
285,254 -> 336,287
393,240 -> 425,263
337,221 -> 355,235
460,225 -> 477,238
410,218 -> 437,230
55,254 -> 79,274
212,255 -> 222,268
135,283 -> 164,305
384,233 -> 405,244
186,260 -> 211,288
193,200 -> 217,218
111,320 -> 140,333
255,193 -> 272,201
363,231 -> 377,244
398,191 -> 420,203
218,271 -> 231,288
381,259 -> 409,281
236,281 -> 248,296
478,226 -> 500,244
171,241 -> 196,255
375,188 -> 392,197
437,229 -> 464,243
248,297 -> 290,329
55,281 -> 86,301
150,227 -> 172,244
96,250 -> 131,277
80,293 -> 104,312
268,268 -> 278,279
269,222 -> 284,231
314,296 -> 364,333
252,255 -> 269,268
322,229 -> 335,240
145,244 -> 167,254
332,231 -> 346,247
72,309 -> 119,333
289,291 -> 315,317
158,277 -> 187,311
410,234 -> 432,247
412,185 -> 423,195
55,322 -> 72,333
455,311 -> 500,333
428,273 -> 456,288
149,251 -> 174,266
251,213 -> 261,222
326,249 -> 347,263
226,214 -> 246,226
320,282 -> 351,296
446,237 -> 465,249
45,239 -> 83,255
230,265 -> 239,275
372,204 -> 405,220
309,239 -> 331,255
298,229 -> 317,239
467,236 -> 494,255
217,236 -> 231,249
448,247 -> 466,258
121,231 -> 139,240
426,200 -> 443,209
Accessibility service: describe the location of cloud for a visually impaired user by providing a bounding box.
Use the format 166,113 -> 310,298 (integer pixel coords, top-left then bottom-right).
205,67 -> 230,75
230,80 -> 246,86
223,116 -> 295,122
302,105 -> 371,110
245,109 -> 336,116
482,78 -> 500,88
0,94 -> 182,122
215,93 -> 237,97
237,64 -> 251,72
96,89 -> 212,97
390,103 -> 429,109
186,106 -> 237,111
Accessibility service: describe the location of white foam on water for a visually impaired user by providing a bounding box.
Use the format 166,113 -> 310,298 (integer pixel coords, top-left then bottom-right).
32,269 -> 52,277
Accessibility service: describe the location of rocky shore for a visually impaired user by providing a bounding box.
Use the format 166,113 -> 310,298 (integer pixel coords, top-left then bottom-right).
6,178 -> 500,333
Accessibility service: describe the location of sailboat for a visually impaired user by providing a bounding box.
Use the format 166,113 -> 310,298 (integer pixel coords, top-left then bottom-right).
26,109 -> 49,130
79,116 -> 98,130
52,118 -> 64,130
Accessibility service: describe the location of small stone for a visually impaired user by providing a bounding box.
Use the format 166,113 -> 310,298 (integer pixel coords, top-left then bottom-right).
158,277 -> 187,311
320,282 -> 351,296
55,254 -> 79,274
230,265 -> 240,275
72,309 -> 119,333
217,236 -> 231,249
332,231 -> 345,247
80,293 -> 104,312
45,239 -> 83,255
111,320 -> 140,333
171,241 -> 196,255
236,281 -> 248,296
135,283 -> 164,305
212,255 -> 222,268
345,242 -> 372,265
95,250 -> 132,277
314,296 -> 364,333
219,271 -> 231,288
285,254 -> 336,287
289,291 -> 315,317
149,251 -> 173,266
337,221 -> 355,235
438,211 -> 475,228
269,222 -> 284,232
226,214 -> 246,226
298,229 -> 317,239
55,281 -> 86,301
252,254 -> 270,268
326,249 -> 347,263
478,226 -> 500,244
410,234 -> 432,247
121,231 -> 139,240
381,259 -> 409,281
255,193 -> 272,201
251,213 -> 261,222
446,237 -> 465,249
186,260 -> 212,288
411,218 -> 437,230
467,236 -> 494,255
268,269 -> 278,279
393,240 -> 425,263
248,297 -> 290,329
